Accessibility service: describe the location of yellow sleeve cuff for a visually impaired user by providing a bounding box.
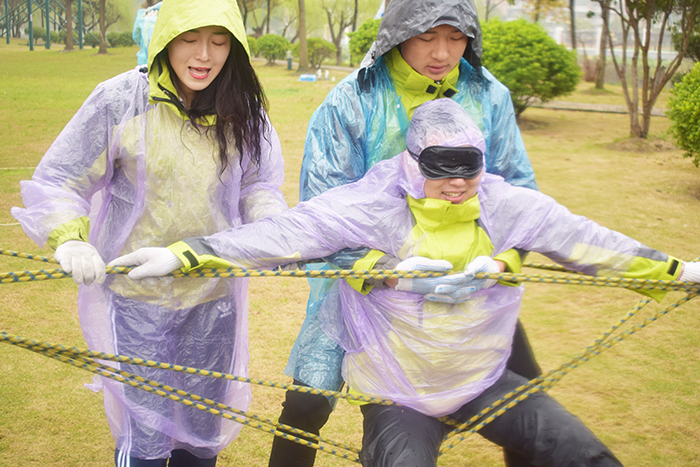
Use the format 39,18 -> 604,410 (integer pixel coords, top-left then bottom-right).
346,249 -> 387,294
494,248 -> 522,287
167,240 -> 235,272
624,255 -> 682,302
47,217 -> 91,250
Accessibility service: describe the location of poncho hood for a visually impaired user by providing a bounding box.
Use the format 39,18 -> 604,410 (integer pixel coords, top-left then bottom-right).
361,0 -> 482,70
146,0 -> 250,110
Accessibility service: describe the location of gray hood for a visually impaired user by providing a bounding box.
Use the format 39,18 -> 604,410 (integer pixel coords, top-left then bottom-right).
361,0 -> 482,70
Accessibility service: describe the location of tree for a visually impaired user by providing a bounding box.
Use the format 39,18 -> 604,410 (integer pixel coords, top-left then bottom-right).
594,2 -> 610,88
257,33 -> 290,64
296,0 -> 312,72
307,37 -> 336,68
81,0 -> 120,54
348,18 -> 379,64
322,0 -> 354,65
671,22 -> 700,62
484,0 -> 514,22
99,0 -> 106,54
667,62 -> 700,166
569,0 -> 576,50
594,0 -> 700,139
520,0 -> 566,22
481,18 -> 580,116
65,0 -> 74,51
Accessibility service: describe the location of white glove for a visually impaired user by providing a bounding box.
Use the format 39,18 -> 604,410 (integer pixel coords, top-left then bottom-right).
394,257 -> 454,294
426,256 -> 500,304
54,240 -> 106,286
679,261 -> 700,283
108,248 -> 183,280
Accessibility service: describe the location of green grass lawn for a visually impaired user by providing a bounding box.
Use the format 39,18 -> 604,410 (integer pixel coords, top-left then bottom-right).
1,38 -> 699,466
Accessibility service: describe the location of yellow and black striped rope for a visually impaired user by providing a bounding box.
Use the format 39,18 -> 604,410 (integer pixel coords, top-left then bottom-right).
3,247 -> 699,460
2,333 -> 364,461
3,248 -> 698,294
0,332 -> 396,406
438,291 -> 697,453
2,264 -> 700,294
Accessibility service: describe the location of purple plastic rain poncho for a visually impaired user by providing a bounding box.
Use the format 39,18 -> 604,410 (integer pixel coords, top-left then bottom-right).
11,0 -> 287,459
192,99 -> 679,417
288,0 -> 537,395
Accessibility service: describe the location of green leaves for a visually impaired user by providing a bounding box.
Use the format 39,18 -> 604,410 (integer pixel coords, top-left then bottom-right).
668,62 -> 700,166
481,18 -> 581,116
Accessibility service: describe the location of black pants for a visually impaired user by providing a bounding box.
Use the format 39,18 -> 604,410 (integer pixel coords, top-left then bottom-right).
114,449 -> 217,467
359,370 -> 622,467
268,320 -> 542,467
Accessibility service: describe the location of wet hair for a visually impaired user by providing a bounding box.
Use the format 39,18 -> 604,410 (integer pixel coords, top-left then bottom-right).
164,35 -> 269,175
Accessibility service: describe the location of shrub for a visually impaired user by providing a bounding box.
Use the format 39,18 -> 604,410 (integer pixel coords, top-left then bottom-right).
24,26 -> 46,44
82,31 -> 100,48
348,18 -> 380,64
246,35 -> 259,57
106,31 -> 135,48
307,37 -> 336,69
481,18 -> 581,117
50,31 -> 61,45
257,34 -> 290,65
667,62 -> 700,167
290,42 -> 299,58
58,29 -> 79,45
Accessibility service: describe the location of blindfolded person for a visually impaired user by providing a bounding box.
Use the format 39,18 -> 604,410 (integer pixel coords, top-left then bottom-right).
12,0 -> 288,465
277,0 -> 540,465
111,98 -> 700,467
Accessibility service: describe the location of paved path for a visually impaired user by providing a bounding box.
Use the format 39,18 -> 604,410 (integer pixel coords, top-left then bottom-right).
531,100 -> 667,117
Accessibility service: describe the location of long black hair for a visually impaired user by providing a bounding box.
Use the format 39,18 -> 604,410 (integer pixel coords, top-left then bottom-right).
165,35 -> 269,175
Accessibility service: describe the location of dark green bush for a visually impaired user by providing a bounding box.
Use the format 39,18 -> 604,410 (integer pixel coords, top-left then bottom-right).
83,32 -> 100,48
348,18 -> 380,64
24,26 -> 46,44
481,18 -> 581,116
667,62 -> 700,167
106,31 -> 135,48
307,37 -> 336,69
246,35 -> 259,57
257,34 -> 290,64
58,29 -> 79,45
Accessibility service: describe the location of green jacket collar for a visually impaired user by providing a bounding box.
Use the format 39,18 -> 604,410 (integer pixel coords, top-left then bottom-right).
386,47 -> 460,119
407,194 -> 480,231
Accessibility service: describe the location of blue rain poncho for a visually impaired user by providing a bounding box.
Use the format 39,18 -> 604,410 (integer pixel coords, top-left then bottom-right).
290,0 -> 536,393
12,0 -> 287,459
132,2 -> 161,66
194,99 -> 679,417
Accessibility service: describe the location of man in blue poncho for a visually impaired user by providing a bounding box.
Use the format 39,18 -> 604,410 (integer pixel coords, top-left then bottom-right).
267,0 -> 541,465
111,98 -> 700,466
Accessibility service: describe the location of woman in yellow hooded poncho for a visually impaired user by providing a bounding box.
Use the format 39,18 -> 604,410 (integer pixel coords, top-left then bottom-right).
12,0 -> 288,465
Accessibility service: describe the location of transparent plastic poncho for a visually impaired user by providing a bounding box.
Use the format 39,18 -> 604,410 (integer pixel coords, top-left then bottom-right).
203,99 -> 673,417
11,67 -> 287,457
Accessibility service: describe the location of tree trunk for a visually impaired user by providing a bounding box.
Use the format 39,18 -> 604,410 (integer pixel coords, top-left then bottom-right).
569,0 -> 576,51
594,3 -> 608,89
296,0 -> 312,72
266,0 -> 270,34
97,0 -> 106,54
237,0 -> 248,28
65,0 -> 74,51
